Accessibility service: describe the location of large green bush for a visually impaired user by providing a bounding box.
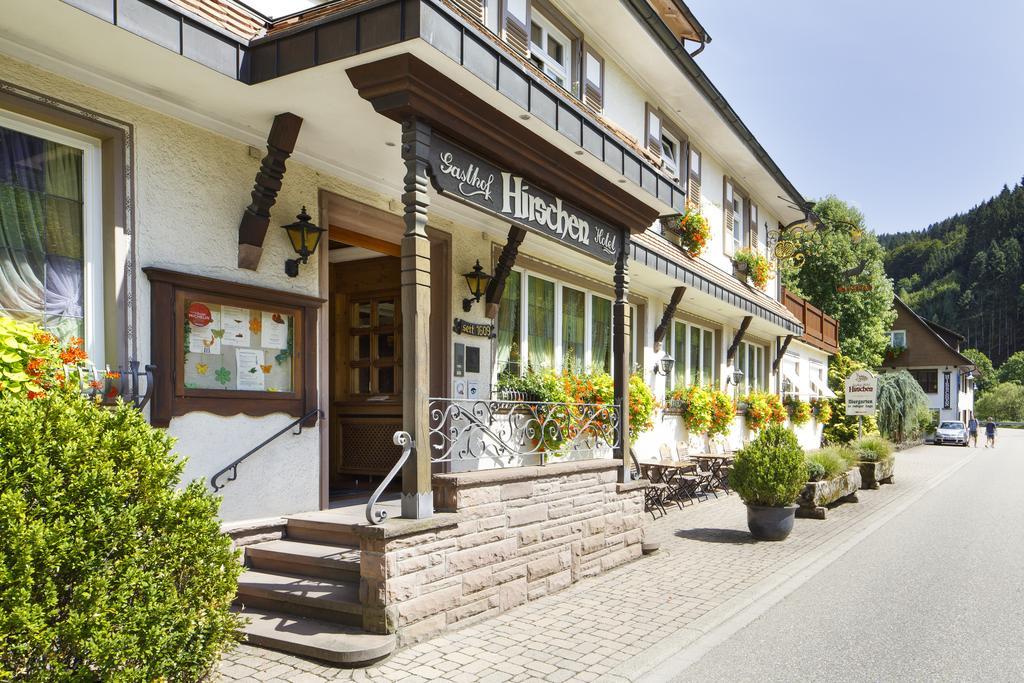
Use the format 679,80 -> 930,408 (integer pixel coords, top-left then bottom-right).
730,425 -> 807,507
975,382 -> 1024,421
0,391 -> 242,681
877,370 -> 930,442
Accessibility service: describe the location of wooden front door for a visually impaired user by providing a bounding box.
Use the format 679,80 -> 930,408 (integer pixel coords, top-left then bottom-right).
329,256 -> 403,492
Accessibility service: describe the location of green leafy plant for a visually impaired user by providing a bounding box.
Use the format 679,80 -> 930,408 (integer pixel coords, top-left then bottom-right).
811,398 -> 833,424
785,397 -> 812,426
665,210 -> 710,258
877,370 -> 930,442
805,445 -> 857,481
708,389 -> 736,438
680,384 -> 713,434
730,425 -> 807,507
0,316 -> 88,398
854,435 -> 894,463
627,373 -> 656,440
733,248 -> 773,289
743,390 -> 787,432
0,391 -> 242,680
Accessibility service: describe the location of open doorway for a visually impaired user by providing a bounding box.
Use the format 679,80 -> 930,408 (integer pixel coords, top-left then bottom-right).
328,233 -> 403,499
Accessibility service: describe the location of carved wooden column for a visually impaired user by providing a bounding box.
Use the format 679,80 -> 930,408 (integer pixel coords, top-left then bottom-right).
613,229 -> 632,483
400,118 -> 434,519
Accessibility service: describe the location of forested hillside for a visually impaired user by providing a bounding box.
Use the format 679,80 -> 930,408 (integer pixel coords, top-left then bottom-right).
881,180 -> 1024,365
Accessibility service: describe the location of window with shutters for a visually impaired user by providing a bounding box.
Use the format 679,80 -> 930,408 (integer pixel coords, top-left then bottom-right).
482,0 -> 500,33
727,182 -> 748,254
529,9 -> 572,90
451,0 -> 485,23
687,147 -> 701,211
660,129 -> 681,178
749,202 -> 758,250
503,0 -> 530,56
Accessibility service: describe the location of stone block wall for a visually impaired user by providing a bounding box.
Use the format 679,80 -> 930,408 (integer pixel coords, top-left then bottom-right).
359,460 -> 647,644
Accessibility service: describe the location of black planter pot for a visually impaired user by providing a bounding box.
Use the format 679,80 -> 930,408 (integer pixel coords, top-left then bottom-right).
745,504 -> 798,541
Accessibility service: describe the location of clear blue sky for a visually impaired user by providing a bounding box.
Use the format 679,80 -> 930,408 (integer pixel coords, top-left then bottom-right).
688,0 -> 1024,234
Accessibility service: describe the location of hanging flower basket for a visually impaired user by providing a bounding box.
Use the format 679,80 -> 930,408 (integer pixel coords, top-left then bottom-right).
661,210 -> 711,259
732,249 -> 773,289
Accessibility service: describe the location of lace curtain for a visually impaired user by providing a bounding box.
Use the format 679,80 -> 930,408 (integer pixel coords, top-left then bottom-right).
0,125 -> 85,339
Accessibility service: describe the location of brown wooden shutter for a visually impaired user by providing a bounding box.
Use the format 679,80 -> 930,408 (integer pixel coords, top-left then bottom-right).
451,0 -> 484,22
645,103 -> 662,157
749,202 -> 758,250
503,0 -> 531,57
687,146 -> 701,211
581,42 -> 604,111
723,177 -> 734,254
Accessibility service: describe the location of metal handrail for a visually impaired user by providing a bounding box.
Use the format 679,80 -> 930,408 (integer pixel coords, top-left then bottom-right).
210,408 -> 322,492
366,431 -> 413,525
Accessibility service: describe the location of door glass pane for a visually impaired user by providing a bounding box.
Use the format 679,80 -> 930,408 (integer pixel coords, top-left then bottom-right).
353,334 -> 370,360
527,276 -> 554,371
378,366 -> 395,394
496,271 -> 521,375
378,299 -> 395,326
353,302 -> 371,327
591,295 -> 611,373
673,320 -> 686,389
690,326 -> 701,386
352,367 -> 370,394
562,286 -> 585,372
702,329 -> 714,386
378,332 -> 395,358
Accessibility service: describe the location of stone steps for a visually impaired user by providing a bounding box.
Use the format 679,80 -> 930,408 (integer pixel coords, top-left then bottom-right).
247,539 -> 361,582
234,606 -> 394,667
284,512 -> 362,546
236,569 -> 363,627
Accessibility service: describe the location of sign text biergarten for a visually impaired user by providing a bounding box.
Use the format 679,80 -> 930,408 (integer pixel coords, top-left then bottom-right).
429,136 -> 620,263
844,369 -> 878,416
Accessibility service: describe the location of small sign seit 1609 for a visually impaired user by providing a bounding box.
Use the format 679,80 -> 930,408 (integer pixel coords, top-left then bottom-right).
429,135 -> 620,263
844,369 -> 878,416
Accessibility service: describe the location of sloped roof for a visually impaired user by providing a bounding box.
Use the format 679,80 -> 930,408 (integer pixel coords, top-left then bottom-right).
894,295 -> 974,368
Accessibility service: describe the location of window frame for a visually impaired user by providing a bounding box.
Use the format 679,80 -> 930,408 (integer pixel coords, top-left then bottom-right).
660,127 -> 682,180
529,9 -> 573,90
497,266 -> 617,379
0,109 -> 105,365
669,318 -> 716,390
890,330 -> 907,348
909,368 -> 938,394
737,340 -> 766,394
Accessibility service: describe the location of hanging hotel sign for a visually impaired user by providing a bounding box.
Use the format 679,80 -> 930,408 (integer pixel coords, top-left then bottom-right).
844,369 -> 878,416
429,136 -> 619,263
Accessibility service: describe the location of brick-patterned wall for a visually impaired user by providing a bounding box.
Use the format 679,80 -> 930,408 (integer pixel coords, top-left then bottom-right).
359,460 -> 647,644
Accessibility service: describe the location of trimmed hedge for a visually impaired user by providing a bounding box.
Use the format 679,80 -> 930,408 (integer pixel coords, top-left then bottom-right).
0,391 -> 242,680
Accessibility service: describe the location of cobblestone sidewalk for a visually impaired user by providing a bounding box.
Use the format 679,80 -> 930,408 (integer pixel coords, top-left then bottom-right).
217,444 -> 969,683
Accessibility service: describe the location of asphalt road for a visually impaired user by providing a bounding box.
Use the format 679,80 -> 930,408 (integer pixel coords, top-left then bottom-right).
673,431 -> 1024,683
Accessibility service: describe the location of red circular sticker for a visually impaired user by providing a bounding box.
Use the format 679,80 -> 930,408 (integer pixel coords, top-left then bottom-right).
187,302 -> 213,327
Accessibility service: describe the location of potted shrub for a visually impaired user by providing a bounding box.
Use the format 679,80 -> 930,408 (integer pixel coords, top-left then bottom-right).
797,446 -> 861,519
855,435 -> 895,488
732,249 -> 773,289
730,425 -> 807,540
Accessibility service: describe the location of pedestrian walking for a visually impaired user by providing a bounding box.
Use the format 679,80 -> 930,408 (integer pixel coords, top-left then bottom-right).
968,416 -> 979,447
984,417 -> 997,448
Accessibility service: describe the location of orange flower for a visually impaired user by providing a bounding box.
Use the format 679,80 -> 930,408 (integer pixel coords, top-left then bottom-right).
34,332 -> 56,345
26,357 -> 46,377
27,390 -> 46,400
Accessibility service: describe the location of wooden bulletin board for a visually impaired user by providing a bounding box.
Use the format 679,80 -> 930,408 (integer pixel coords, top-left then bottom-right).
144,268 -> 324,427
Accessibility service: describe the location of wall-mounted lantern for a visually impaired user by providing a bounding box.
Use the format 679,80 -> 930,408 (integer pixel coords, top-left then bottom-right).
653,353 -> 675,377
282,206 -> 325,277
462,260 -> 492,312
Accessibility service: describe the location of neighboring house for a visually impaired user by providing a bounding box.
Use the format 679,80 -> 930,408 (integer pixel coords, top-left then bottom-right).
0,0 -> 832,657
881,296 -> 976,424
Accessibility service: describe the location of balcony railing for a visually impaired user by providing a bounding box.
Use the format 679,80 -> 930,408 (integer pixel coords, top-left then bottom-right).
427,397 -> 620,466
782,288 -> 839,354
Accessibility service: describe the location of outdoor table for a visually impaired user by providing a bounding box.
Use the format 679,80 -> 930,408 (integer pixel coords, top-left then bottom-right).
640,461 -> 700,504
690,454 -> 733,494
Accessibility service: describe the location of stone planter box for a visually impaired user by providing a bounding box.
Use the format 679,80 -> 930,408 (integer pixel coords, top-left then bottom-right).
859,458 -> 895,489
796,468 -> 861,519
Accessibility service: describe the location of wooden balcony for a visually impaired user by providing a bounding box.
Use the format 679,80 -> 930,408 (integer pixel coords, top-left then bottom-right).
782,288 -> 840,354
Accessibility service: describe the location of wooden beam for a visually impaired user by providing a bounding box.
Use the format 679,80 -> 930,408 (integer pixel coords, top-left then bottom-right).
726,316 -> 754,365
652,286 -> 686,352
484,225 -> 527,319
772,335 -> 794,373
237,112 -> 303,270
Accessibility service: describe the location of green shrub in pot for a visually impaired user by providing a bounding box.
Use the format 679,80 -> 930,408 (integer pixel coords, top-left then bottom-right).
731,425 -> 807,507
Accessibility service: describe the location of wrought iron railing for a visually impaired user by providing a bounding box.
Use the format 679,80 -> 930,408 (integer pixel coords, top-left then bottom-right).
428,397 -> 619,465
210,408 -> 322,492
366,431 -> 413,525
67,360 -> 156,410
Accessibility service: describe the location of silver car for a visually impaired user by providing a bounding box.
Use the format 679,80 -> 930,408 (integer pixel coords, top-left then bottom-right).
935,421 -> 969,446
